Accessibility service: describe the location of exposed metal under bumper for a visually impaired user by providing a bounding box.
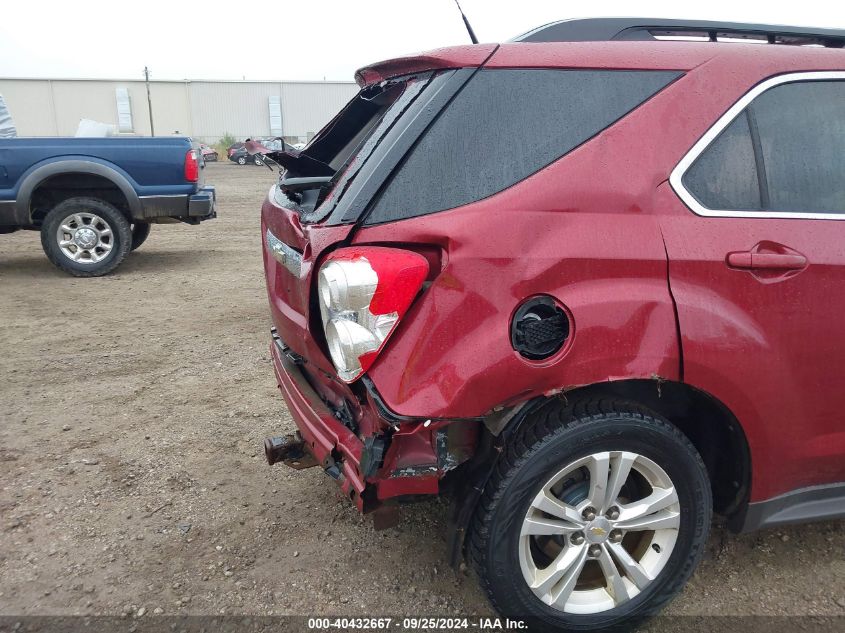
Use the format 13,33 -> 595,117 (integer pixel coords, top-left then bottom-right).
264,432 -> 318,469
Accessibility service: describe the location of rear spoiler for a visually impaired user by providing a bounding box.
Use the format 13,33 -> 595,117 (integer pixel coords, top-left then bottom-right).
354,44 -> 497,87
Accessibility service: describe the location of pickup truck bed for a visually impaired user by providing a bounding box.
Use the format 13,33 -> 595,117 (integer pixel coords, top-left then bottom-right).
0,136 -> 215,276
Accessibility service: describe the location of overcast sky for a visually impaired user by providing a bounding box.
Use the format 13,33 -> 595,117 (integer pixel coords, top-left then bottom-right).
2,1 -> 844,82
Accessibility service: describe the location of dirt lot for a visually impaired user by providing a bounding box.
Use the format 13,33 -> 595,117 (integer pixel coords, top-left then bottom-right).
1,162 -> 843,626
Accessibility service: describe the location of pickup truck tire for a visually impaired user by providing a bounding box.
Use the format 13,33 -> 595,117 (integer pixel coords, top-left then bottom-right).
40,197 -> 132,277
131,223 -> 152,251
469,399 -> 711,632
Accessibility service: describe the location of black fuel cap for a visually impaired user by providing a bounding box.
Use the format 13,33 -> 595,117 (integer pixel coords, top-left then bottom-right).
511,296 -> 569,360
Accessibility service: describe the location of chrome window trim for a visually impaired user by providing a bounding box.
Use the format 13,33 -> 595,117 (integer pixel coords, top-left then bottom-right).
669,71 -> 845,220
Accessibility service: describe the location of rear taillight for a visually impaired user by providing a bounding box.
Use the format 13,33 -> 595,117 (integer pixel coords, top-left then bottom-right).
317,247 -> 428,382
184,149 -> 199,182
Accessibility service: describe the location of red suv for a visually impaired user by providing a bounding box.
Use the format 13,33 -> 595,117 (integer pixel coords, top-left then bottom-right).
261,18 -> 845,630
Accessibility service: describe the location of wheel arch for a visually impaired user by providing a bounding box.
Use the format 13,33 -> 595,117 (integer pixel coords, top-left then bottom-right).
446,378 -> 752,566
533,379 -> 752,519
17,159 -> 142,225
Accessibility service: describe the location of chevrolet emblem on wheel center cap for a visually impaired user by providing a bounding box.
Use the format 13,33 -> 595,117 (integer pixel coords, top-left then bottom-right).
585,517 -> 612,543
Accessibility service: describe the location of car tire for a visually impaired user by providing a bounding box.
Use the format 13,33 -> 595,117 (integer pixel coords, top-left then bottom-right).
469,398 -> 711,632
237,156 -> 247,165
131,222 -> 152,251
40,197 -> 132,277
253,155 -> 264,166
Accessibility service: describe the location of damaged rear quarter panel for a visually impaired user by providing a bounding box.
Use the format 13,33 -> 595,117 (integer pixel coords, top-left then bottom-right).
354,113 -> 686,418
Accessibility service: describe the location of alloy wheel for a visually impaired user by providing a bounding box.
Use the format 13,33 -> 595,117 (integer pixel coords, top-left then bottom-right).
55,212 -> 114,264
519,451 -> 680,614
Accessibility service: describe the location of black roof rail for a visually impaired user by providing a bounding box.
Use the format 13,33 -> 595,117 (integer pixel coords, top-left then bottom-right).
513,18 -> 845,48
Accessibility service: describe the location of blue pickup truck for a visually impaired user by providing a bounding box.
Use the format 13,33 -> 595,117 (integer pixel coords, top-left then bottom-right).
0,137 -> 216,276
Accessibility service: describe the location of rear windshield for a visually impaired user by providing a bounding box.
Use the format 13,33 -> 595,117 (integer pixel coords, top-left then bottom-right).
365,69 -> 682,224
275,72 -> 436,222
306,80 -> 414,171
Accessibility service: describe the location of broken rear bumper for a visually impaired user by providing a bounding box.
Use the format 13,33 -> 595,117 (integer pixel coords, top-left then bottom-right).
268,328 -> 483,513
270,332 -> 367,511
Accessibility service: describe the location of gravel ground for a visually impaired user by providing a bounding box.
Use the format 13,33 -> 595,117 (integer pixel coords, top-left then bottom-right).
0,163 -> 843,628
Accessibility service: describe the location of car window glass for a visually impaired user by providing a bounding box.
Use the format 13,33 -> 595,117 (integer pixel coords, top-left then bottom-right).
751,81 -> 845,213
366,69 -> 681,224
683,79 -> 845,214
683,113 -> 762,211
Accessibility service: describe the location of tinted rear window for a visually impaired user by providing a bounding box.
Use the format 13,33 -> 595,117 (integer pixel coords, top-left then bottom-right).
365,69 -> 681,224
305,80 -> 410,172
279,73 -> 437,222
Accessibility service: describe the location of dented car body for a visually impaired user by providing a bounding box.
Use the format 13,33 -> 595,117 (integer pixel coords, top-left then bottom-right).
261,18 -> 845,628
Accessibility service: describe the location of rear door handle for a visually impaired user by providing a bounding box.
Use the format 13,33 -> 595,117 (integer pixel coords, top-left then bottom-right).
726,251 -> 807,270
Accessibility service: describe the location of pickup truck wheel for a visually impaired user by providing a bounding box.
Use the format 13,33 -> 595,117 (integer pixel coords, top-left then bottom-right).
237,156 -> 247,165
469,399 -> 711,632
131,222 -> 152,251
40,197 -> 132,277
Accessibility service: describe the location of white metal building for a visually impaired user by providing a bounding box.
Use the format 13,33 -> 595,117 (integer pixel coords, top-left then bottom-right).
0,77 -> 359,144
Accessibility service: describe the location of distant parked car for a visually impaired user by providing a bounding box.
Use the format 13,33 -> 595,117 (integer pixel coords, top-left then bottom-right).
226,142 -> 245,158
229,140 -> 271,165
229,147 -> 266,165
199,144 -> 218,162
